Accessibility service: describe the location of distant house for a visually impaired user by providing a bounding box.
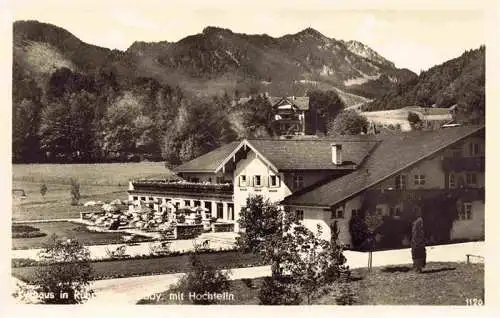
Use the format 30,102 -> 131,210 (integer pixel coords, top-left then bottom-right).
128,125 -> 484,248
232,94 -> 312,136
271,96 -> 310,136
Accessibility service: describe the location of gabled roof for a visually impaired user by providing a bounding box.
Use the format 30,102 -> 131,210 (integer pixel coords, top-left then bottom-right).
282,125 -> 485,207
234,95 -> 310,111
174,137 -> 379,174
272,97 -> 309,111
173,141 -> 240,173
245,138 -> 378,170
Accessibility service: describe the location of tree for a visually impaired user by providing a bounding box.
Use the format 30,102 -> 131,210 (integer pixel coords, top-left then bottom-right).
40,183 -> 48,199
239,94 -> 274,137
329,109 -> 369,135
237,195 -> 348,304
70,178 -> 81,206
307,90 -> 345,134
278,223 -> 348,304
407,111 -> 422,130
171,249 -> 230,304
30,235 -> 92,304
39,100 -> 72,161
236,195 -> 294,277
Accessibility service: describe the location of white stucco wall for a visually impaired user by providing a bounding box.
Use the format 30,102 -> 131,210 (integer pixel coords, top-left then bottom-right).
233,151 -> 293,231
293,196 -> 362,246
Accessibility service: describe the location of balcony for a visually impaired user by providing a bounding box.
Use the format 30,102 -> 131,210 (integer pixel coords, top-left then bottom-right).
442,157 -> 485,172
130,180 -> 233,197
364,188 -> 485,205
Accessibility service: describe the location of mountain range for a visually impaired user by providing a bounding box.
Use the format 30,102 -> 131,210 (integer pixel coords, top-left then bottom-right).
13,20 -> 416,100
12,20 -> 485,164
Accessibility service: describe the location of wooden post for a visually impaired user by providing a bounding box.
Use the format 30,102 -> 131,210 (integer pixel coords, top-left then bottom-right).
368,250 -> 373,273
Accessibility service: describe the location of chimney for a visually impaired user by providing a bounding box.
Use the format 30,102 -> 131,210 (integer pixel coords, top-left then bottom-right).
331,143 -> 342,165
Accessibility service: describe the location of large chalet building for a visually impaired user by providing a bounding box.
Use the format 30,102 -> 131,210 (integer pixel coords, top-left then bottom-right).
128,125 -> 485,248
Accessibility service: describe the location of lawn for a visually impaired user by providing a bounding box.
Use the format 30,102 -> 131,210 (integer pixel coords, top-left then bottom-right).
12,251 -> 264,282
138,262 -> 484,305
13,162 -> 174,186
12,162 -> 174,221
12,182 -> 125,221
11,221 -> 153,250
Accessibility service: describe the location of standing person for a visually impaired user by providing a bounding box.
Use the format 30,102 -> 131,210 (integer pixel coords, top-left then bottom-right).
411,209 -> 426,273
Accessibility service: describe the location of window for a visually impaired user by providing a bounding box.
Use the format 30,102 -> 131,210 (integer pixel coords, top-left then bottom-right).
269,175 -> 280,187
216,203 -> 224,219
295,209 -> 304,221
141,197 -> 146,201
331,208 -> 344,219
414,174 -> 426,185
184,200 -> 191,207
216,176 -> 225,184
390,206 -> 401,217
466,173 -> 477,185
194,200 -> 201,207
239,175 -> 247,187
254,175 -> 262,187
351,209 -> 361,218
205,201 -> 212,215
133,196 -> 138,201
228,204 -> 234,220
449,173 -> 456,188
208,178 -> 212,183
148,203 -> 154,209
469,143 -> 481,156
458,203 -> 473,220
395,175 -> 406,190
413,206 -> 421,214
293,174 -> 304,189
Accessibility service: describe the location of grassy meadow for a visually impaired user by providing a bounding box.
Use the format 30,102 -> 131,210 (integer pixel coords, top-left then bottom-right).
137,262 -> 484,305
12,162 -> 174,221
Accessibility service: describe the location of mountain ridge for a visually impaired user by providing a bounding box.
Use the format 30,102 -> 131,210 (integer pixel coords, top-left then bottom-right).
14,20 -> 416,98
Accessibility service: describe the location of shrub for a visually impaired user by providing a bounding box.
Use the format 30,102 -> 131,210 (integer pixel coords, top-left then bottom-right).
177,214 -> 185,224
12,231 -> 47,239
258,276 -> 301,305
334,269 -> 356,305
70,178 -> 81,206
12,258 -> 40,268
242,278 -> 254,288
40,183 -> 48,198
348,215 -> 370,250
12,224 -> 40,233
171,251 -> 231,304
17,235 -> 93,304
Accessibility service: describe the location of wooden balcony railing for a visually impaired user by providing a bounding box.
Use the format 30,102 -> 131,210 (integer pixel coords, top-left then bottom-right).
364,188 -> 485,204
130,180 -> 233,196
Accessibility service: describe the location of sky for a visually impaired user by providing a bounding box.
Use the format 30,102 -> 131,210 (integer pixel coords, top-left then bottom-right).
3,0 -> 492,73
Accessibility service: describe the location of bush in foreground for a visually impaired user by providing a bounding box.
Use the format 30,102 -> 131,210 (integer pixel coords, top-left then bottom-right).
14,234 -> 93,304
169,250 -> 230,304
258,276 -> 301,305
